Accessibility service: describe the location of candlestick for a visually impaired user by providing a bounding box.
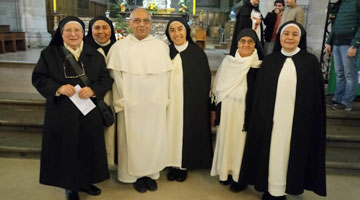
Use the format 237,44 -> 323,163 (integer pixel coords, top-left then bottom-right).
53,0 -> 57,13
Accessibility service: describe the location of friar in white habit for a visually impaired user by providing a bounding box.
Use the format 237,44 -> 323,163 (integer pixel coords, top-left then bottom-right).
106,8 -> 173,193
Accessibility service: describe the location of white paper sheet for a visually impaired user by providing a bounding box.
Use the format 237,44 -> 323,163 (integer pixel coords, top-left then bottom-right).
69,84 -> 96,116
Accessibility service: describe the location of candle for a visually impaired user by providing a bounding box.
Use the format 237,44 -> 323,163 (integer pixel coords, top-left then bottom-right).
53,0 -> 57,12
193,0 -> 196,15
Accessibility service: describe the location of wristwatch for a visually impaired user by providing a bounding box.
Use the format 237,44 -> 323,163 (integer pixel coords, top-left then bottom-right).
351,46 -> 358,49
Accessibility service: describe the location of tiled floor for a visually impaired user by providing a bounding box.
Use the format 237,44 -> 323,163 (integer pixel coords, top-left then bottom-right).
1,158 -> 360,200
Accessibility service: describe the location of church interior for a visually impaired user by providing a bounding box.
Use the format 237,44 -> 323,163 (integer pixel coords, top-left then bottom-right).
0,0 -> 359,199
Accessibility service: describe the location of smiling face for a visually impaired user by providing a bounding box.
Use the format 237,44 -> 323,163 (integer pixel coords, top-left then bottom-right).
168,21 -> 187,46
280,25 -> 300,52
62,22 -> 83,50
237,36 -> 256,57
92,20 -> 111,44
129,9 -> 152,40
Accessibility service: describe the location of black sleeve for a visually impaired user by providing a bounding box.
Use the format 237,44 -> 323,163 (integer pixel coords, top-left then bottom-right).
32,52 -> 62,103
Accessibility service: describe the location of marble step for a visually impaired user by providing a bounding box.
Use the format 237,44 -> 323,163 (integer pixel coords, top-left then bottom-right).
0,129 -> 41,158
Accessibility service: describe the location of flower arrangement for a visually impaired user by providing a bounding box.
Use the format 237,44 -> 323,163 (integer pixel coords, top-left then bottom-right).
120,1 -> 127,12
146,1 -> 158,12
178,0 -> 190,14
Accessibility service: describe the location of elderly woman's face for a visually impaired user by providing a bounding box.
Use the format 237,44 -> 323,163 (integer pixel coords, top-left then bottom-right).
168,21 -> 187,46
237,36 -> 255,57
62,22 -> 83,50
280,25 -> 300,52
92,20 -> 111,44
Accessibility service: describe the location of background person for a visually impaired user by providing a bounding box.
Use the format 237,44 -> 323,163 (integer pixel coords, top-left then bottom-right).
229,0 -> 264,56
264,0 -> 285,54
325,0 -> 360,111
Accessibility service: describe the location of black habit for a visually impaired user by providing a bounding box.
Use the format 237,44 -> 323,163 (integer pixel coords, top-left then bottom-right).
239,50 -> 327,196
229,0 -> 264,56
169,42 -> 213,169
32,43 -> 113,190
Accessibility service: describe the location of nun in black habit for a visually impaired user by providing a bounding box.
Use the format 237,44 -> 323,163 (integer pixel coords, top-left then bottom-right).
85,15 -> 118,167
229,0 -> 264,56
239,21 -> 326,199
32,16 -> 113,200
165,18 -> 213,182
85,16 -> 116,57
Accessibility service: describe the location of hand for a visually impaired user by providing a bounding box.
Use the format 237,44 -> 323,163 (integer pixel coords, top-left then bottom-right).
324,44 -> 332,56
78,87 -> 95,99
210,111 -> 216,127
347,46 -> 357,57
57,84 -> 75,97
274,8 -> 280,14
252,17 -> 262,25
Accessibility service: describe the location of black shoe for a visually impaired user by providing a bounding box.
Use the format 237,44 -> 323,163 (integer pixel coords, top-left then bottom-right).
219,175 -> 233,185
65,190 -> 79,200
133,177 -> 147,193
145,177 -> 158,191
167,168 -> 178,181
176,169 -> 187,182
229,181 -> 247,193
262,191 -> 286,200
79,184 -> 101,196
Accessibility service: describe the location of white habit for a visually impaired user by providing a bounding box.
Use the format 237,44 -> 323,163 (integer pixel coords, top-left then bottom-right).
107,34 -> 173,183
210,50 -> 261,182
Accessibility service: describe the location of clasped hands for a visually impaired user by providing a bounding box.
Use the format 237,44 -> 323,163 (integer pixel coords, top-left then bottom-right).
57,84 -> 94,99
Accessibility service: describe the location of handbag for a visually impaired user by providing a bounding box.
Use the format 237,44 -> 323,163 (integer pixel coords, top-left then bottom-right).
62,46 -> 115,127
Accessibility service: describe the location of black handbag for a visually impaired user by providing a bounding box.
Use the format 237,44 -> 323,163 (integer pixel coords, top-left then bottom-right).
62,46 -> 115,127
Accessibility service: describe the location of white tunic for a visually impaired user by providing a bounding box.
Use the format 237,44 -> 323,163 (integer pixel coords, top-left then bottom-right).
210,50 -> 261,182
107,34 -> 173,182
166,42 -> 188,168
268,47 -> 300,196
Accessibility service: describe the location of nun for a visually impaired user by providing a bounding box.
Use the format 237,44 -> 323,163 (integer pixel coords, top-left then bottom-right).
32,16 -> 113,200
85,16 -> 117,168
165,18 -> 213,182
239,21 -> 326,200
210,29 -> 263,193
85,16 -> 116,57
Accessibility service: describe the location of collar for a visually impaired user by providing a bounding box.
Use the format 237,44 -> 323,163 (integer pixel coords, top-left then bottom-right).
281,47 -> 300,57
129,34 -> 152,42
95,39 -> 111,47
174,41 -> 189,52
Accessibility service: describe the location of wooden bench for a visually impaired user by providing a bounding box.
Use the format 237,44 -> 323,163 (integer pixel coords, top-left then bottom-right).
0,33 -> 16,53
0,25 -> 26,53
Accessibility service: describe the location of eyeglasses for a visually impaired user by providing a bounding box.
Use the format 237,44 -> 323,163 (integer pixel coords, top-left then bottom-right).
131,18 -> 151,25
239,39 -> 255,45
63,61 -> 86,79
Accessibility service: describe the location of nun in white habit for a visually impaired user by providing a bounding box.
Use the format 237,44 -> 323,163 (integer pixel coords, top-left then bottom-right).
210,28 -> 263,192
239,21 -> 326,200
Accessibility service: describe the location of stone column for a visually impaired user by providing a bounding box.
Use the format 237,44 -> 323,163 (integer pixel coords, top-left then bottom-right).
306,0 -> 329,59
19,0 -> 52,47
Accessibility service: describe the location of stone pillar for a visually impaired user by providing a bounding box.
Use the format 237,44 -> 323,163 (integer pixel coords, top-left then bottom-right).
19,0 -> 52,47
306,0 -> 329,59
